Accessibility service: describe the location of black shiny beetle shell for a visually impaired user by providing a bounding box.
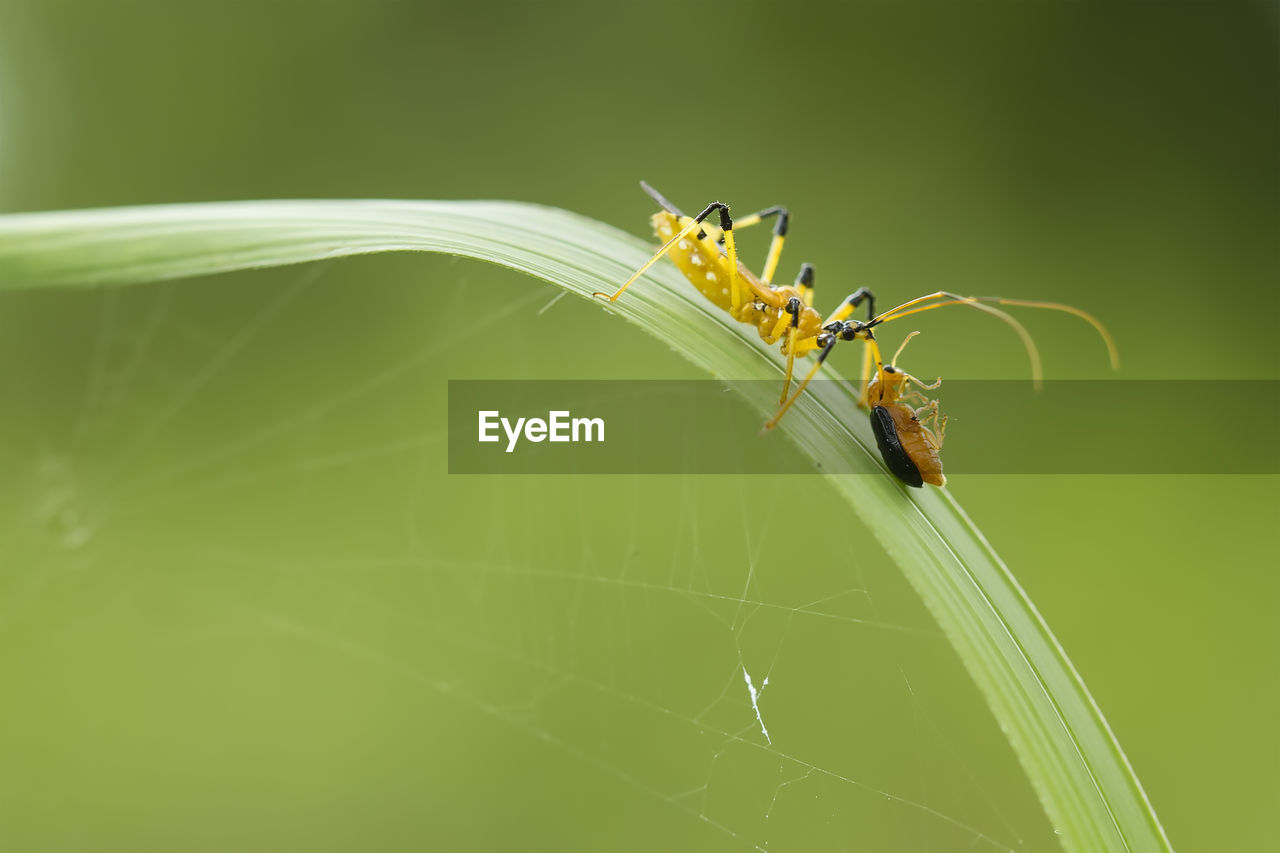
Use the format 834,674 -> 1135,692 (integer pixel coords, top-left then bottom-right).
870,405 -> 924,488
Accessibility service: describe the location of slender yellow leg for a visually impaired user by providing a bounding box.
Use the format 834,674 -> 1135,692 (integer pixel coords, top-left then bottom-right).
765,311 -> 792,345
723,225 -> 742,318
823,287 -> 876,326
628,192 -> 801,314
592,216 -> 706,302
766,325 -> 874,430
856,336 -> 887,409
794,263 -> 815,308
774,273 -> 811,403
781,326 -> 798,405
779,299 -> 802,404
857,342 -> 875,408
764,347 -> 828,431
593,201 -> 734,303
731,205 -> 790,285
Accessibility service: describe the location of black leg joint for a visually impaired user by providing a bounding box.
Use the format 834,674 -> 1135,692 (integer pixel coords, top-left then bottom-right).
690,202 -> 731,240
771,208 -> 790,237
721,205 -> 789,242
692,201 -> 728,226
795,263 -> 815,288
785,296 -> 802,326
845,287 -> 876,322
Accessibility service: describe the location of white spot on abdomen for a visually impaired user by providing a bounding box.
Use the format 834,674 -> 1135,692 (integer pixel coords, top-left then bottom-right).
678,239 -> 691,250
689,253 -> 704,266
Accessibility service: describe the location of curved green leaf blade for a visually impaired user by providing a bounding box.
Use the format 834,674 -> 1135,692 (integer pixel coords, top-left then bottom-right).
0,199 -> 1171,851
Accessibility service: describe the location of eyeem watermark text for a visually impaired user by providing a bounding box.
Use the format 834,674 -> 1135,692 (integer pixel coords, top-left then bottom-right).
478,410 -> 605,453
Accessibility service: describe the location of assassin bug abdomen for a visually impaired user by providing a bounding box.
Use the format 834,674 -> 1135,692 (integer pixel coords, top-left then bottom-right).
647,209 -> 825,352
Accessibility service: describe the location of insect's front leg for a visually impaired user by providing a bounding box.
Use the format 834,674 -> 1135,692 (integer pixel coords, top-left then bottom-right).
822,287 -> 876,327
905,372 -> 943,392
764,320 -> 868,431
818,290 -> 878,409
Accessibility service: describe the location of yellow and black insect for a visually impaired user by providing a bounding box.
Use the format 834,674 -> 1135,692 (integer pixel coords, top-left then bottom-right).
596,183 -> 1118,486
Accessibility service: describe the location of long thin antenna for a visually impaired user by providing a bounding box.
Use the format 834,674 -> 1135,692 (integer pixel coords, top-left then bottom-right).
870,292 -> 1044,388
990,297 -> 1119,369
889,330 -> 921,366
870,290 -> 1119,370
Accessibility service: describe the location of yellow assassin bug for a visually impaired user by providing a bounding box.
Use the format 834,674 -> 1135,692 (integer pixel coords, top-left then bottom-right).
594,183 -> 1118,483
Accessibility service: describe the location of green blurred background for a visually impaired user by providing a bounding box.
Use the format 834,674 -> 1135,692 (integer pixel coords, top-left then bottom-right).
0,1 -> 1275,850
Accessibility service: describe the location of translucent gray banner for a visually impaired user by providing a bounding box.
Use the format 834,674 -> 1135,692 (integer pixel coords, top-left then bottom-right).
448,380 -> 1280,475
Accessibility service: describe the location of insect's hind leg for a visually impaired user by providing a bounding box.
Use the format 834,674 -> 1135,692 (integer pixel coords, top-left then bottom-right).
728,204 -> 791,285
591,199 -> 742,306
595,200 -> 745,318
